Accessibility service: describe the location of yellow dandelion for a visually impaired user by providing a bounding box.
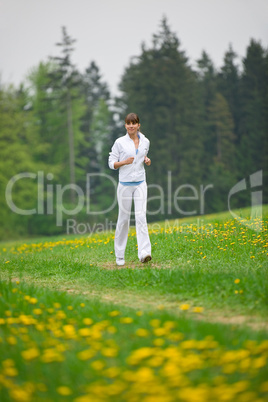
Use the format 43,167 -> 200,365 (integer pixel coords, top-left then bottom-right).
120,317 -> 133,324
77,349 -> 96,361
136,311 -> 143,316
101,347 -> 118,357
234,279 -> 240,284
180,304 -> 190,311
149,319 -> 161,328
83,318 -> 93,325
7,336 -> 17,345
153,327 -> 167,336
153,338 -> 165,346
33,309 -> 42,315
260,382 -> 268,393
3,366 -> 18,377
78,328 -> 92,337
109,310 -> 120,317
107,326 -> 117,334
5,311 -> 12,316
192,306 -> 204,313
29,297 -> 38,305
136,328 -> 149,337
21,348 -> 40,361
2,359 -> 15,368
91,360 -> 105,370
57,386 -> 72,396
103,367 -> 120,378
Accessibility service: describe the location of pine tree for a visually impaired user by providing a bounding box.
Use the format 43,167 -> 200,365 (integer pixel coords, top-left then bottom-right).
196,50 -> 240,212
239,40 -> 267,178
217,45 -> 241,141
26,61 -> 63,172
79,61 -> 111,177
196,51 -> 218,175
0,85 -> 46,238
202,91 -> 237,213
47,27 -> 86,202
208,93 -> 236,169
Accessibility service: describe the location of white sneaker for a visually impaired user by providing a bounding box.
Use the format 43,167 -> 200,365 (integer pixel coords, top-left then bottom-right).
140,251 -> 152,263
116,258 -> 125,266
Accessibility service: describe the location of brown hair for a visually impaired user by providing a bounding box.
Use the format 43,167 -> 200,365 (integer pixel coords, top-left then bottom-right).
125,113 -> 140,125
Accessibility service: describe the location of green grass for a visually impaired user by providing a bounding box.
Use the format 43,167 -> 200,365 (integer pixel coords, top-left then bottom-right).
0,207 -> 268,400
1,207 -> 268,319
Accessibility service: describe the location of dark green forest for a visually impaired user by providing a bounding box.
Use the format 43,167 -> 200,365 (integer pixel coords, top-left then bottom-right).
0,19 -> 267,240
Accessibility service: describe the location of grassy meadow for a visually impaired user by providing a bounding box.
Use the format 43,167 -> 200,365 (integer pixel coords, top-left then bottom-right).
0,207 -> 268,401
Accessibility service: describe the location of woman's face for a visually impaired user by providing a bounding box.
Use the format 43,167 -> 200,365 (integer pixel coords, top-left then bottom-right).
125,121 -> 140,136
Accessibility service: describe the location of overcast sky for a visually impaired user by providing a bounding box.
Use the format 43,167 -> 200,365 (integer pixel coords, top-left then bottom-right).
0,0 -> 267,95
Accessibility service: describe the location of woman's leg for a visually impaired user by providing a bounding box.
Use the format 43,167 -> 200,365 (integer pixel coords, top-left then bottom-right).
114,184 -> 133,259
133,182 -> 151,261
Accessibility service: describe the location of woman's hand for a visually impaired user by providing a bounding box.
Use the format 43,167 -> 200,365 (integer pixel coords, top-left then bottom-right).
144,156 -> 151,166
114,157 -> 134,169
124,157 -> 135,165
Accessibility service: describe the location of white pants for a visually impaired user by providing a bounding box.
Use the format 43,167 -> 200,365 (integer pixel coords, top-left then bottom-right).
114,181 -> 151,260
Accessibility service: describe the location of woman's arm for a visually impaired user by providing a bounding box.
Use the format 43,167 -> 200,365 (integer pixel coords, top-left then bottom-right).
144,156 -> 151,166
108,141 -> 120,170
114,157 -> 134,169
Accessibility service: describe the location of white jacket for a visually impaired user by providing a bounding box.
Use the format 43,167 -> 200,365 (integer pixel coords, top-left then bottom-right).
108,132 -> 150,182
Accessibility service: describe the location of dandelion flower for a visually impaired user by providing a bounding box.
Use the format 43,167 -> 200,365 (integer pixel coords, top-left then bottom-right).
136,328 -> 149,337
33,309 -> 42,315
109,310 -> 120,317
193,307 -> 204,313
180,304 -> 190,311
83,318 -> 93,325
57,386 -> 72,396
21,348 -> 40,361
120,317 -> 133,324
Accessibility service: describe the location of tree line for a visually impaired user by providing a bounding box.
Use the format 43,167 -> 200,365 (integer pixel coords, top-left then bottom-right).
0,18 -> 267,240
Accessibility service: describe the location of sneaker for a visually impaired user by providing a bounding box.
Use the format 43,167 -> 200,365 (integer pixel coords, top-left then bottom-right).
116,258 -> 125,266
140,251 -> 152,263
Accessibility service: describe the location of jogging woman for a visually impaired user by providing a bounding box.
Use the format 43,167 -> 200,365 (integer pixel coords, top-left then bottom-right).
108,113 -> 152,266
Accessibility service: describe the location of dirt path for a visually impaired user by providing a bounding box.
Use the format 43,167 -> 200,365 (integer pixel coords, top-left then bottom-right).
8,275 -> 268,332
